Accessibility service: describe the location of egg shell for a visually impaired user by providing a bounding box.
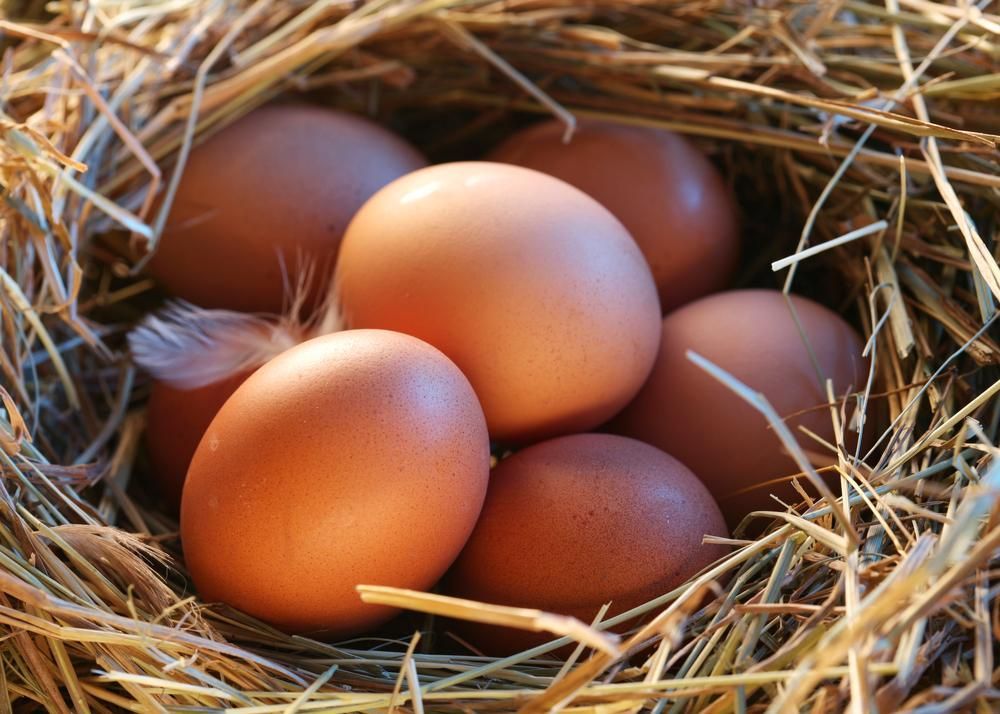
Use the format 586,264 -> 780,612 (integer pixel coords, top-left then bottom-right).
613,289 -> 867,527
145,371 -> 250,513
181,329 -> 491,637
149,104 -> 426,313
335,162 -> 662,444
489,120 -> 740,312
443,433 -> 728,655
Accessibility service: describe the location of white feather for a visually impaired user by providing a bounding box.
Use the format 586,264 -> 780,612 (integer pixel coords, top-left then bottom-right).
129,256 -> 345,389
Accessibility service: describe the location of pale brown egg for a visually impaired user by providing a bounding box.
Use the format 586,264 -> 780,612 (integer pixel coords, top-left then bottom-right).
489,120 -> 740,312
613,290 -> 867,527
149,104 -> 425,312
443,433 -> 728,655
145,372 -> 250,513
335,162 -> 662,444
181,329 -> 490,637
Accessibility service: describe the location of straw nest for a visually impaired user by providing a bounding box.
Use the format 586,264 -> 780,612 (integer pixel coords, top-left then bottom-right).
2,0 -> 999,711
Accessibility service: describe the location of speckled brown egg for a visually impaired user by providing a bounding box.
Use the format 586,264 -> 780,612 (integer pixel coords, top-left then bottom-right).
489,120 -> 740,312
335,162 -> 662,444
443,433 -> 728,655
181,329 -> 490,637
149,104 -> 425,312
613,290 -> 867,527
145,371 -> 251,513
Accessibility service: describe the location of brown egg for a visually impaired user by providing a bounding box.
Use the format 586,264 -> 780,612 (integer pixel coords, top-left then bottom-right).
335,162 -> 662,444
443,433 -> 728,655
613,290 -> 867,527
489,120 -> 740,312
181,329 -> 490,637
145,371 -> 251,513
149,104 -> 425,312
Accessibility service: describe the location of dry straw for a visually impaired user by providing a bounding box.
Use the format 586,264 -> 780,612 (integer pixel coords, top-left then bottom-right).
1,0 -> 999,711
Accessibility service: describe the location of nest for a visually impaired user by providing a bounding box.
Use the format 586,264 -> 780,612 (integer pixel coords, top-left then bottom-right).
2,0 -> 1000,711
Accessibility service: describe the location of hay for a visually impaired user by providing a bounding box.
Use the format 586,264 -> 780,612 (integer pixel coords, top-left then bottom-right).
1,0 -> 999,711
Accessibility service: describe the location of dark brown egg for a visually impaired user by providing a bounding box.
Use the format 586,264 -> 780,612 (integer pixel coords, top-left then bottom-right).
489,120 -> 740,312
149,104 -> 425,312
613,290 -> 867,527
181,330 -> 490,637
145,372 -> 250,512
335,162 -> 662,444
443,433 -> 728,655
